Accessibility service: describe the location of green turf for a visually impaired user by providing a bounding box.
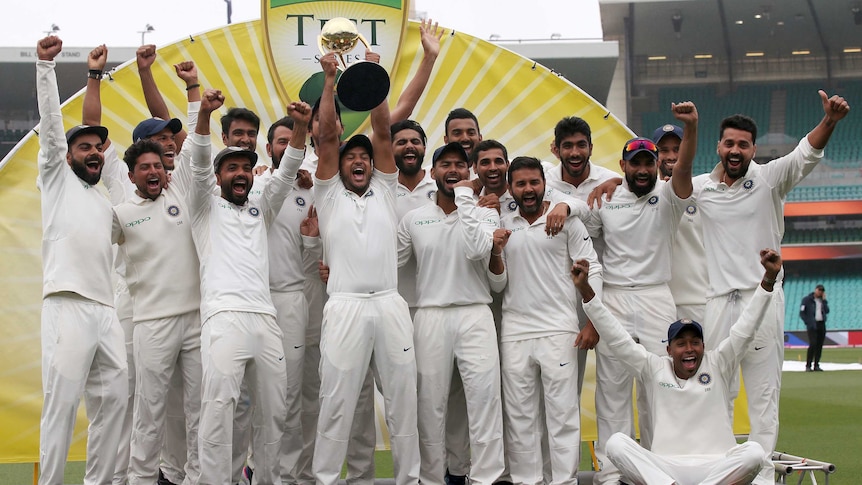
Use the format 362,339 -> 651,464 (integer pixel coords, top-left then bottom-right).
4,348 -> 860,484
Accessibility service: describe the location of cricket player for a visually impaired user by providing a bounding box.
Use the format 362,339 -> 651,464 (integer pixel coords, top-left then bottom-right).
35,35 -> 129,485
683,90 -> 849,481
584,104 -> 698,484
498,156 -> 602,485
397,142 -> 506,485
312,52 -> 420,485
187,88 -> 308,485
573,248 -> 782,485
112,139 -> 203,485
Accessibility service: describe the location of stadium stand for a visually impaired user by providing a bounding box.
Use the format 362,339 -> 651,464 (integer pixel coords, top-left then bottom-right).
783,274 -> 862,331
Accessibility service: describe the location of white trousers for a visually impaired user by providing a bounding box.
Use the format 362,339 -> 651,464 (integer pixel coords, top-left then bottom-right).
198,311 -> 287,485
114,283 -> 135,485
161,368 -> 189,485
414,305 -> 504,485
607,433 -> 763,485
128,310 -> 202,485
39,294 -> 128,485
594,285 -> 676,485
705,284 -> 785,483
501,333 -> 580,485
313,291 -> 420,485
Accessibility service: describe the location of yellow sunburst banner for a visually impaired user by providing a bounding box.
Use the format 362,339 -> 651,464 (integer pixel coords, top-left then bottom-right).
0,13 -> 645,462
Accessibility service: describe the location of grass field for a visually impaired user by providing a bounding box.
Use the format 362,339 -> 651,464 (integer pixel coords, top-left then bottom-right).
3,348 -> 859,484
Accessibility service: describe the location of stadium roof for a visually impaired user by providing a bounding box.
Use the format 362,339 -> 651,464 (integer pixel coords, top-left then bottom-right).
600,0 -> 862,64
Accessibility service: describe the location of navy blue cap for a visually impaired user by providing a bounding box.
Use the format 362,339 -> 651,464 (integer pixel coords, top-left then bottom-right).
666,319 -> 704,342
213,146 -> 258,172
622,137 -> 658,161
432,142 -> 469,165
339,134 -> 373,160
132,117 -> 182,143
652,124 -> 684,144
65,125 -> 108,146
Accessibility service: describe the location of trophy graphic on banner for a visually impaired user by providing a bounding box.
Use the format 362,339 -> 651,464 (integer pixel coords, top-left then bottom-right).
318,17 -> 391,111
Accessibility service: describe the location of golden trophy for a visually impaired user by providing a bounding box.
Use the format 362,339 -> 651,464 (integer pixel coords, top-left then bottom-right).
318,17 -> 390,111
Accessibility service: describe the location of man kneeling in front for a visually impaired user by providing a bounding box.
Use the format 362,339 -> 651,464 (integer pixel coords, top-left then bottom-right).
571,249 -> 783,485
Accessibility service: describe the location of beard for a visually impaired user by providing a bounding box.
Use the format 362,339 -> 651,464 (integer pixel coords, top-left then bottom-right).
70,153 -> 103,186
626,172 -> 657,198
395,151 -> 424,177
514,189 -> 545,215
220,174 -> 251,205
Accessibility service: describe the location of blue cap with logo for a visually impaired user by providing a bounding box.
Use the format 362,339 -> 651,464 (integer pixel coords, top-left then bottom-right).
666,318 -> 704,342
652,124 -> 684,144
132,117 -> 182,142
432,142 -> 469,165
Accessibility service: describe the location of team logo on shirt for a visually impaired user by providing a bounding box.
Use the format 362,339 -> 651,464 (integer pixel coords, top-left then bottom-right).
685,204 -> 697,215
648,195 -> 659,205
295,196 -> 306,207
698,372 -> 712,386
248,207 -> 261,217
743,179 -> 754,190
167,205 -> 181,217
507,200 -> 518,212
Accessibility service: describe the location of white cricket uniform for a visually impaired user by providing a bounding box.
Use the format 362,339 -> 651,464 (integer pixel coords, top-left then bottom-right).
36,59 -> 129,485
187,134 -> 302,485
545,162 -> 618,398
293,157 -> 376,485
499,203 -> 602,485
583,286 -> 774,485
397,187 -> 506,485
584,179 -> 688,483
694,136 -> 822,475
312,169 -> 420,485
251,167 -> 313,483
98,143 -> 137,485
395,170 -> 437,308
112,141 -> 203,485
670,174 -> 709,323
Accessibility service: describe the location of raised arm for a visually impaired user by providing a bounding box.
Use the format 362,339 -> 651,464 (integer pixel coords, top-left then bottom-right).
368,86 -> 396,175
36,36 -> 66,176
315,53 -> 341,181
669,101 -> 698,199
82,44 -> 109,148
807,90 -> 850,150
390,18 -> 443,123
263,101 -> 311,225
171,60 -> 201,150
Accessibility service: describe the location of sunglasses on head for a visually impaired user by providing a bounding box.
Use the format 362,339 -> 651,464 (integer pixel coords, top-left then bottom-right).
624,139 -> 658,153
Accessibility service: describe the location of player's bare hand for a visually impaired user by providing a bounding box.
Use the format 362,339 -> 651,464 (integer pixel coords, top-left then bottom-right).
37,36 -> 62,61
760,248 -> 782,279
587,177 -> 622,208
671,101 -> 698,126
545,203 -> 568,236
88,44 -> 108,71
419,18 -> 443,58
174,61 -> 198,85
320,52 -> 339,77
570,259 -> 590,287
819,90 -> 850,123
288,101 -> 312,126
453,179 -> 473,189
301,205 -> 319,238
252,165 -> 269,176
200,89 -> 225,114
297,169 -> 313,190
575,321 -> 600,350
318,260 -> 330,284
364,49 -> 381,64
492,228 -> 511,256
136,44 -> 156,70
478,193 -> 500,213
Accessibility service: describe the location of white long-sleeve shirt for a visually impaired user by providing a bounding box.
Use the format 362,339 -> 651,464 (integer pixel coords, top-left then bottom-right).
695,137 -> 822,297
397,186 -> 503,308
584,179 -> 688,287
500,202 -> 602,341
395,170 -> 437,307
583,285 -> 773,457
187,133 -> 302,321
669,174 -> 709,306
36,59 -> 114,307
314,169 -> 400,295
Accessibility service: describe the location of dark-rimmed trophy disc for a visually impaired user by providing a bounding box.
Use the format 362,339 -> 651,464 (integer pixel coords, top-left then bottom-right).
336,62 -> 390,112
